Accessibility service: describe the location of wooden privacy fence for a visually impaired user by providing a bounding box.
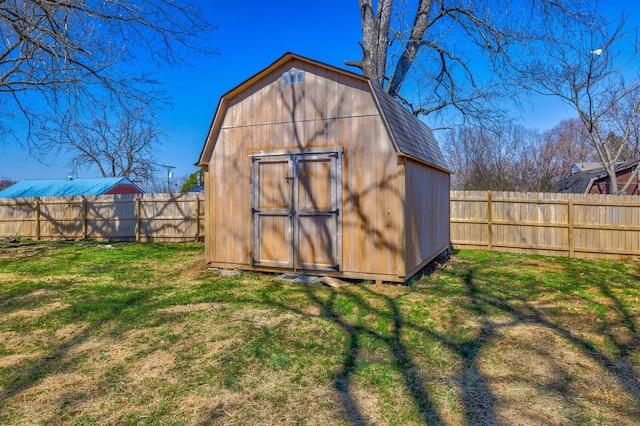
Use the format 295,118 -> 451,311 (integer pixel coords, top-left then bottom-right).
0,193 -> 204,242
3,190 -> 640,260
451,190 -> 640,260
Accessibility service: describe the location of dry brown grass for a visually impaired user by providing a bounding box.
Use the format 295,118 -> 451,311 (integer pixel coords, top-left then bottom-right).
0,242 -> 639,425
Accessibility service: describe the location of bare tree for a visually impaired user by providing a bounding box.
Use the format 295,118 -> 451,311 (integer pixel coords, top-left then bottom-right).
0,179 -> 15,190
539,118 -> 598,179
347,0 -> 592,126
443,124 -> 534,191
444,120 -> 598,192
0,0 -> 215,146
515,14 -> 640,194
36,99 -> 162,186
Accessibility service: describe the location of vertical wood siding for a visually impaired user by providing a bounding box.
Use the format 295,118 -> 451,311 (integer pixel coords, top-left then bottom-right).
404,160 -> 451,274
206,60 -> 407,278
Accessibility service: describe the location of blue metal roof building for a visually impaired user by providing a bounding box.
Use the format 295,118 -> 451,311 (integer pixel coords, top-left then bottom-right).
0,178 -> 143,198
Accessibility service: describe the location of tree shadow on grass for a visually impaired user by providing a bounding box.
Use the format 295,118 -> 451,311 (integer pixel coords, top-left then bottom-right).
448,258 -> 640,422
198,256 -> 640,425
5,248 -> 638,425
0,287 -> 153,406
241,280 -> 488,425
309,285 -> 442,425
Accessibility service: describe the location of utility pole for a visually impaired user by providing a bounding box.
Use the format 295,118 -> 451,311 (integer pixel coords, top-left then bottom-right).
161,164 -> 175,193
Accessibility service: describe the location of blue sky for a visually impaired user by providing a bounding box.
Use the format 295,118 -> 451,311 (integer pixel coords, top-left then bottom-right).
1,1 -> 637,184
1,1 -> 363,184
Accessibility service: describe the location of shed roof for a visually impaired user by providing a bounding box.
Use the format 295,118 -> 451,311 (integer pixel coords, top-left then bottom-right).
198,52 -> 450,173
370,84 -> 449,171
556,160 -> 640,194
0,177 -> 142,198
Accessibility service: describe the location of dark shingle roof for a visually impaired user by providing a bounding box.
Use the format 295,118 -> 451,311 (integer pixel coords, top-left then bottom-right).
556,160 -> 639,193
371,85 -> 449,171
556,171 -> 599,194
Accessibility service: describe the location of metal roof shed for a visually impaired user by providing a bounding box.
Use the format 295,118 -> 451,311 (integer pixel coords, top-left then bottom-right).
197,53 -> 451,283
0,178 -> 143,198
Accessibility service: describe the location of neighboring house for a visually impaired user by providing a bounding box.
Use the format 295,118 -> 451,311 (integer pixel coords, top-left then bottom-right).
197,52 -> 451,283
186,170 -> 205,193
185,184 -> 204,193
569,162 -> 608,175
556,160 -> 640,195
0,177 -> 144,198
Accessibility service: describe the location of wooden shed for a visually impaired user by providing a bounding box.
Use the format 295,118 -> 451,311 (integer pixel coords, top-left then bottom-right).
197,53 -> 451,283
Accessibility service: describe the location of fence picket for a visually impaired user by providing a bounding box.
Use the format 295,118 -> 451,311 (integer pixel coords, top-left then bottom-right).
450,190 -> 640,260
2,191 -> 640,260
0,193 -> 205,242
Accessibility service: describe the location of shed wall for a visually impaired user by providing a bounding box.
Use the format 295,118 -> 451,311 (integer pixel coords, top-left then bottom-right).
104,184 -> 143,195
404,159 -> 451,275
590,167 -> 639,195
205,59 -> 404,279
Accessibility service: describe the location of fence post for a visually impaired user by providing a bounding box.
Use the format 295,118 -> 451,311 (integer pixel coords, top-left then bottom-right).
135,198 -> 141,242
568,199 -> 574,258
487,191 -> 493,250
195,196 -> 201,241
35,200 -> 41,241
82,198 -> 88,239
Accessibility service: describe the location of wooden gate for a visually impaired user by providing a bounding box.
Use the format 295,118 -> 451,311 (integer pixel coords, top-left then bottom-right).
251,148 -> 342,271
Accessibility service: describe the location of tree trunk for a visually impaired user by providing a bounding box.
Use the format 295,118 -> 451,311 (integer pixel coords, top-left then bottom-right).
345,0 -> 392,88
386,0 -> 434,98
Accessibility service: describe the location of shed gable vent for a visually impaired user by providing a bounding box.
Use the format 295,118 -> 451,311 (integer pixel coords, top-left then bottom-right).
282,70 -> 304,85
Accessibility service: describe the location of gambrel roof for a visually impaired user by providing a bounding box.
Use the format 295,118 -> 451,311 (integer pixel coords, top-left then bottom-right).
370,84 -> 449,171
198,52 -> 450,173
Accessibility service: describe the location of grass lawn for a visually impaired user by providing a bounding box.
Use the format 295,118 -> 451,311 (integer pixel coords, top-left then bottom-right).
0,241 -> 639,425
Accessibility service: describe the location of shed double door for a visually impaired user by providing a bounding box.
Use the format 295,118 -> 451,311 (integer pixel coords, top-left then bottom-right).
251,150 -> 342,271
